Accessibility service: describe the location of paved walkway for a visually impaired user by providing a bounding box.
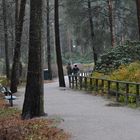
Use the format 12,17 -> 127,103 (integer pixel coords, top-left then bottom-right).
14,77 -> 140,140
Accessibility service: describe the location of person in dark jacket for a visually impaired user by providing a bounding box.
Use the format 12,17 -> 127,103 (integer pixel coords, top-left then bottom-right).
72,65 -> 79,81
66,63 -> 72,75
66,63 -> 72,85
72,65 -> 79,75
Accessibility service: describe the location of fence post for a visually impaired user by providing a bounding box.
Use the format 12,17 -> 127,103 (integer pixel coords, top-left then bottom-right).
116,82 -> 119,102
125,83 -> 129,105
101,80 -> 104,95
85,77 -> 87,90
75,76 -> 78,88
95,79 -> 98,93
136,84 -> 139,107
72,76 -> 74,89
79,76 -> 82,90
90,78 -> 93,91
107,81 -> 111,98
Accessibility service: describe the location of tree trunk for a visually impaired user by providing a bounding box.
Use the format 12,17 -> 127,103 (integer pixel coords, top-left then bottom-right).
87,0 -> 97,66
46,0 -> 52,80
67,28 -> 72,63
54,0 -> 66,87
22,0 -> 44,119
2,0 -> 10,79
107,0 -> 115,47
136,0 -> 140,40
10,0 -> 26,93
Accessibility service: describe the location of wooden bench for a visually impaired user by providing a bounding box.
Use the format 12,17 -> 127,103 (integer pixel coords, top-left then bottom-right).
0,86 -> 17,106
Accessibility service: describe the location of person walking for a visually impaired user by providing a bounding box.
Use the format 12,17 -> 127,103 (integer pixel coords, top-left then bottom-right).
72,65 -> 79,75
66,63 -> 72,86
72,65 -> 79,81
66,63 -> 72,75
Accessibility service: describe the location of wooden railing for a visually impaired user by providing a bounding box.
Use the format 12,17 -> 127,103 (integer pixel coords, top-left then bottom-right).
68,74 -> 140,106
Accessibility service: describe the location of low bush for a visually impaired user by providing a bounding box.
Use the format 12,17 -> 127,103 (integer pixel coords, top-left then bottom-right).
108,61 -> 140,82
0,76 -> 10,86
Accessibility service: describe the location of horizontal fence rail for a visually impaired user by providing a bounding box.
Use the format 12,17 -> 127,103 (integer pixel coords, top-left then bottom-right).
68,73 -> 140,106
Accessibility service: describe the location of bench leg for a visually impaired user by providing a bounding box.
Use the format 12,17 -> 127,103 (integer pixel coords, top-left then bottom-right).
9,99 -> 13,107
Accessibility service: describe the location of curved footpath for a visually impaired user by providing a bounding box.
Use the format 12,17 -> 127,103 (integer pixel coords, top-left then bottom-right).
14,77 -> 140,140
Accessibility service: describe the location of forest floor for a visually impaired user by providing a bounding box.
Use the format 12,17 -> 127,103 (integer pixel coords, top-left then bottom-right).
0,80 -> 69,140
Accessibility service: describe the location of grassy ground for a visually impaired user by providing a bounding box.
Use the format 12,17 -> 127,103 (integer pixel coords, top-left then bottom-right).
0,94 -> 69,140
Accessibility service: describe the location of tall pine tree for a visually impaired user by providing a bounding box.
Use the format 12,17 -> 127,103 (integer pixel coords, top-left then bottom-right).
22,0 -> 44,119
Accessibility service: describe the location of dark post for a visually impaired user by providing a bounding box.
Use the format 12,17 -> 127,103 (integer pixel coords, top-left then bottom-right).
80,76 -> 82,90
72,76 -> 74,88
116,82 -> 119,102
101,79 -> 104,95
10,94 -> 13,107
107,81 -> 111,98
95,79 -> 98,92
76,76 -> 78,88
90,77 -> 93,91
84,77 -> 87,90
136,84 -> 139,107
125,83 -> 129,105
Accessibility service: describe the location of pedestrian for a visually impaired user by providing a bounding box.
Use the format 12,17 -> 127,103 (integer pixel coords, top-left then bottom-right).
66,63 -> 73,86
72,64 -> 79,75
72,65 -> 79,81
66,63 -> 72,75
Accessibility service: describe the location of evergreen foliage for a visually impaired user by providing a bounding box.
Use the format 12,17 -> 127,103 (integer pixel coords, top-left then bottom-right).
95,41 -> 140,72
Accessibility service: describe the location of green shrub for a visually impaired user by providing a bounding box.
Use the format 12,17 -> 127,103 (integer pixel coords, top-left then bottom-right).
90,61 -> 140,104
119,95 -> 125,103
108,61 -> 140,82
0,76 -> 9,86
128,96 -> 136,103
95,41 -> 140,73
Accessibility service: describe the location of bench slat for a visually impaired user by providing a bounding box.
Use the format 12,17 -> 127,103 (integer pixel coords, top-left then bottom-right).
5,95 -> 17,100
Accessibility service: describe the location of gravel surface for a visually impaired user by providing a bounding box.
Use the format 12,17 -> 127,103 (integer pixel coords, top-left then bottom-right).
14,77 -> 140,140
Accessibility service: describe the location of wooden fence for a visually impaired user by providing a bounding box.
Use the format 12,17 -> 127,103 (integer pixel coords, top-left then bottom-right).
68,74 -> 140,106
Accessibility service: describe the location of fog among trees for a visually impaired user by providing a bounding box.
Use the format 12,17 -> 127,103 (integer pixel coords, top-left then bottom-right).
0,0 -> 140,118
